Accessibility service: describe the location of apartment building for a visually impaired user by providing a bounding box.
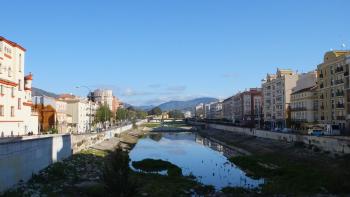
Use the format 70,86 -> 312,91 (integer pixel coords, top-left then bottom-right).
232,89 -> 263,126
91,89 -> 113,111
0,36 -> 38,137
60,95 -> 98,133
195,103 -> 205,118
222,96 -> 234,121
262,68 -> 299,129
209,101 -> 223,119
317,50 -> 350,133
290,71 -> 318,130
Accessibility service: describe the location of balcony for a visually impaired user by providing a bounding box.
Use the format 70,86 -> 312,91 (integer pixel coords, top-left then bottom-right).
335,79 -> 344,85
291,107 -> 307,111
336,91 -> 344,97
336,103 -> 345,109
335,67 -> 344,73
337,116 -> 345,120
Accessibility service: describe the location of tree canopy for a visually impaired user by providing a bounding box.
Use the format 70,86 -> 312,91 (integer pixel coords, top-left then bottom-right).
95,105 -> 112,123
148,107 -> 162,116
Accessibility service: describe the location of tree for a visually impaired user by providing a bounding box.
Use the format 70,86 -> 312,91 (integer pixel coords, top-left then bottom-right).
104,147 -> 137,197
116,108 -> 128,122
148,107 -> 162,116
95,105 -> 112,123
168,110 -> 185,119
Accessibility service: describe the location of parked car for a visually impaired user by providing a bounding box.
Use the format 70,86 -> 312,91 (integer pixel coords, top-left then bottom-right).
282,128 -> 293,133
273,128 -> 282,132
308,129 -> 324,136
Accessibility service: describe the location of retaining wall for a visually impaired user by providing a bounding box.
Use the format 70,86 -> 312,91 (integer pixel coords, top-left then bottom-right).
0,120 -> 147,192
199,123 -> 350,154
0,135 -> 71,192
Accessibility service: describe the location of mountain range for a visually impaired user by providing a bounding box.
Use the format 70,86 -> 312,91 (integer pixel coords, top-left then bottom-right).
31,87 -> 218,112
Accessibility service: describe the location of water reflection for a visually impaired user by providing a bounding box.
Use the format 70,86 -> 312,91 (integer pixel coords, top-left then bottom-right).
129,132 -> 264,190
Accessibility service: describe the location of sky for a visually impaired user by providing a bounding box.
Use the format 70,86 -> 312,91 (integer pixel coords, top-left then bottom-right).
2,0 -> 350,106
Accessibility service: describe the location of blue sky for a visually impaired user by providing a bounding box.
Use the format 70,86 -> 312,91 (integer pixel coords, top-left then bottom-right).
2,0 -> 349,106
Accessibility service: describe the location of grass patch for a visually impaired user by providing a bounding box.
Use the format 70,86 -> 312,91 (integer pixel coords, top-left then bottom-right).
80,149 -> 108,157
144,123 -> 161,128
132,159 -> 182,176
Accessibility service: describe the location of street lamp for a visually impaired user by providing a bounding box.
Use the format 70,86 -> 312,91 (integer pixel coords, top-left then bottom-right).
76,85 -> 93,133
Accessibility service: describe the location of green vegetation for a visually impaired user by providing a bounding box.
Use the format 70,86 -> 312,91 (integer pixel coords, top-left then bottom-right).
229,154 -> 350,195
148,107 -> 162,116
95,104 -> 112,123
116,107 -> 147,123
144,122 -> 161,128
104,148 -> 137,197
168,110 -> 185,119
132,159 -> 182,176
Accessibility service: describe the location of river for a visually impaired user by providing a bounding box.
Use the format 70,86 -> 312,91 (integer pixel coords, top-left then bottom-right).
129,131 -> 263,190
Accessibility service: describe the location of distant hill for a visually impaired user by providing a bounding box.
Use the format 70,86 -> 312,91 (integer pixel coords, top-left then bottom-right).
32,87 -> 59,98
157,97 -> 218,112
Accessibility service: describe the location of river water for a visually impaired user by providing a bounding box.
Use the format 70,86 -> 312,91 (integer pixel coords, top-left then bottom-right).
129,132 -> 263,190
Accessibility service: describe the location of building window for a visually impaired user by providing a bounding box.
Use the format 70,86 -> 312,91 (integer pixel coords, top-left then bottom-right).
18,98 -> 21,110
0,105 -> 3,116
19,54 -> 22,72
11,87 -> 15,97
8,67 -> 12,77
11,106 -> 15,117
0,85 -> 3,95
18,79 -> 22,91
0,63 -> 2,74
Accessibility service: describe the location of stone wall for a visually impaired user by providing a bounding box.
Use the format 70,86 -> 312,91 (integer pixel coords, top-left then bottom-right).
206,123 -> 350,154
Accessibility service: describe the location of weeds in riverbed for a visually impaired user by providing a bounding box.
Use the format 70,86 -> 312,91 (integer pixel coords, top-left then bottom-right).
103,147 -> 137,197
230,154 -> 350,195
132,159 -> 182,176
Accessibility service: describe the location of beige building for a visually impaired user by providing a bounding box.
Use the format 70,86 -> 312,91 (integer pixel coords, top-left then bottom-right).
262,68 -> 299,129
290,71 -> 318,130
317,50 -> 350,133
290,86 -> 318,129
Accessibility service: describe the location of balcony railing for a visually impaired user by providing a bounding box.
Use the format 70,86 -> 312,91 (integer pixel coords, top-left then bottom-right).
337,116 -> 345,120
335,79 -> 344,85
335,67 -> 344,73
291,107 -> 307,111
336,103 -> 345,109
336,91 -> 344,97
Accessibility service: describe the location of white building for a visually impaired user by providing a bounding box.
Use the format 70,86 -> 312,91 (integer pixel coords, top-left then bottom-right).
64,97 -> 98,133
0,36 -> 38,137
92,89 -> 113,111
209,101 -> 223,119
222,96 -> 234,121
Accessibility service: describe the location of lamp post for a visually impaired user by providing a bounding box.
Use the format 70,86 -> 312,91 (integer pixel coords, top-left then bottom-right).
76,86 -> 93,133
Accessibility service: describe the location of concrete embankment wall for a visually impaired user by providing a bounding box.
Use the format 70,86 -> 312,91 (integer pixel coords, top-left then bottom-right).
0,120 -> 147,192
194,122 -> 350,154
0,135 -> 72,192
